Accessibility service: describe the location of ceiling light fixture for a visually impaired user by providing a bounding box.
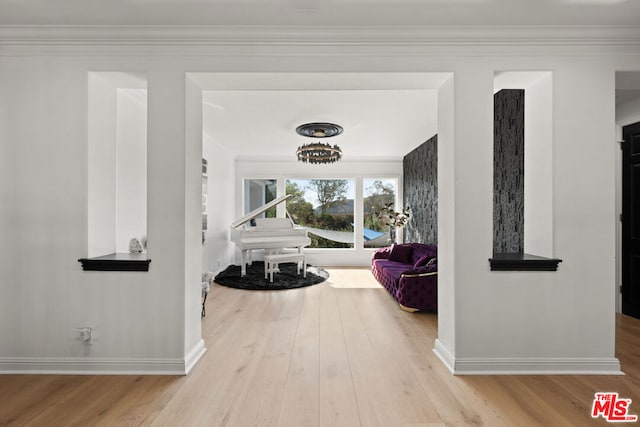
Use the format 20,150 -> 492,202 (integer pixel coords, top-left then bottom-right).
295,122 -> 343,164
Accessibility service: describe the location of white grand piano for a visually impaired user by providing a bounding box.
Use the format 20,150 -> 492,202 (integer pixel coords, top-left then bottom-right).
230,194 -> 311,276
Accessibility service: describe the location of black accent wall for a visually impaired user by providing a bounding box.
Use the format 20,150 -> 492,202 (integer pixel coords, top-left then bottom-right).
403,134 -> 437,244
493,89 -> 525,254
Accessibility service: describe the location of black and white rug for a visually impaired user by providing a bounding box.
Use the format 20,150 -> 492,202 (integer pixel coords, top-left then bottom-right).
214,261 -> 329,291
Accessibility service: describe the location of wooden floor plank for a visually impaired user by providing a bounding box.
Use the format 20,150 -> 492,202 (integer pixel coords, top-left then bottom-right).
349,286 -> 442,425
231,289 -> 306,427
276,284 -> 321,427
93,376 -> 183,427
406,353 -> 511,427
338,288 -> 406,427
0,375 -> 90,426
150,286 -> 284,426
317,285 -> 361,427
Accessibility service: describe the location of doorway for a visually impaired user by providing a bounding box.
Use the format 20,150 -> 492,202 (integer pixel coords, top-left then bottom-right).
621,121 -> 640,319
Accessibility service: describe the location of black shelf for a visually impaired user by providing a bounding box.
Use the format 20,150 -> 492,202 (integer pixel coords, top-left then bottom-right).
489,253 -> 561,272
78,253 -> 151,272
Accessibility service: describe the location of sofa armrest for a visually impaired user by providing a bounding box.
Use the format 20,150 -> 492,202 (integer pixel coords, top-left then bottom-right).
400,264 -> 438,278
372,247 -> 391,260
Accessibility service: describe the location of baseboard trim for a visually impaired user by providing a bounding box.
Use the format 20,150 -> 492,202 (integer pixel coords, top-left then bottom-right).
433,341 -> 622,375
433,339 -> 455,374
0,347 -> 206,376
453,357 -> 623,375
185,339 -> 207,375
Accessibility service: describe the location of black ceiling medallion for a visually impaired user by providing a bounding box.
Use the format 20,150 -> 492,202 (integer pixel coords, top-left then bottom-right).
295,122 -> 343,138
296,122 -> 343,164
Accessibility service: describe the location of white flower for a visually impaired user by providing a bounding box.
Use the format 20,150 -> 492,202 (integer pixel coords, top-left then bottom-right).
374,204 -> 411,229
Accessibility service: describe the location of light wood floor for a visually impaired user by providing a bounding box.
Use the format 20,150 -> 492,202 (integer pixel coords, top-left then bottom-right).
1,267 -> 639,426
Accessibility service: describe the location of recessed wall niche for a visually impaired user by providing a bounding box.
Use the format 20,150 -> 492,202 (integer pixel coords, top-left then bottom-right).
86,72 -> 148,261
491,71 -> 561,271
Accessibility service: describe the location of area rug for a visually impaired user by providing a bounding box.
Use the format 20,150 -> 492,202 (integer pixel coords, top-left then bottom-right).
214,261 -> 329,290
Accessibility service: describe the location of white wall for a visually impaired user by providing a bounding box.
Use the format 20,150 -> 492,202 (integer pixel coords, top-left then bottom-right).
0,64 -> 12,354
0,59 -> 201,374
202,135 -> 236,275
88,73 -> 117,257
524,73 -> 553,257
115,89 -> 147,253
0,29 -> 638,375
434,75 -> 455,364
184,76 -> 206,366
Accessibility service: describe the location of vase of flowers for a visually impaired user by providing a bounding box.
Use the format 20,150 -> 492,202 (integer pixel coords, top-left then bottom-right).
374,203 -> 411,244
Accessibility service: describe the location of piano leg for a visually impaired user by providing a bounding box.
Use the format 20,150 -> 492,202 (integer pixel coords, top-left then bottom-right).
241,250 -> 247,276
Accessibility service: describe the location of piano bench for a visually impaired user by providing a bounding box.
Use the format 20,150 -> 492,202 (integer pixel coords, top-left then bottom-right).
264,253 -> 306,283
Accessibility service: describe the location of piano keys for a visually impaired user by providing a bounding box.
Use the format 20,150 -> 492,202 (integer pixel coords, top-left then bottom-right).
230,194 -> 311,276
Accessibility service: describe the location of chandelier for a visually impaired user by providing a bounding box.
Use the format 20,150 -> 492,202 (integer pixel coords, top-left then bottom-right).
296,142 -> 343,164
295,122 -> 343,164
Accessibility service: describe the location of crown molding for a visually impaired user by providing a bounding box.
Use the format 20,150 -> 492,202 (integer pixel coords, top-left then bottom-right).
1,24 -> 640,47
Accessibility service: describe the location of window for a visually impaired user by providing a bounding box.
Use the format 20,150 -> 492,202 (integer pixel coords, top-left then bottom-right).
363,178 -> 398,248
243,179 -> 277,217
286,179 -> 355,248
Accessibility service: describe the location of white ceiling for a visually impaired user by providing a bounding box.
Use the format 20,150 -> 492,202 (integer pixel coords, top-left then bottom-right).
203,89 -> 438,161
198,73 -> 448,161
0,0 -> 639,26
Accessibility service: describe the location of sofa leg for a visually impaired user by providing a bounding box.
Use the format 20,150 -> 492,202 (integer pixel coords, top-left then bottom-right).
399,303 -> 419,313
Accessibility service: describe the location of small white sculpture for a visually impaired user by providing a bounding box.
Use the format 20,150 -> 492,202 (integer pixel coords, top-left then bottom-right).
129,238 -> 143,253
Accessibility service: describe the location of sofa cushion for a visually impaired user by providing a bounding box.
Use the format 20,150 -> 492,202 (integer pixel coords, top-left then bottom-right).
409,243 -> 437,265
382,266 -> 411,281
388,244 -> 413,263
413,255 -> 432,269
373,259 -> 410,272
372,247 -> 391,260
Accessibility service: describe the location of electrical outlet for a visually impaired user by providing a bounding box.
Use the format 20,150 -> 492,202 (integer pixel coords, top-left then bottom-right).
75,327 -> 94,344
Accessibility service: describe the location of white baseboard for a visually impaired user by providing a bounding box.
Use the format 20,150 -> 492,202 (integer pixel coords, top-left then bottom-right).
452,357 -> 623,375
433,339 -> 455,374
433,340 -> 623,375
185,338 -> 207,374
0,341 -> 207,375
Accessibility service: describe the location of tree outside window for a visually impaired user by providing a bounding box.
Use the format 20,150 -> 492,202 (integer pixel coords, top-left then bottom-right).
286,179 -> 355,248
363,178 -> 397,248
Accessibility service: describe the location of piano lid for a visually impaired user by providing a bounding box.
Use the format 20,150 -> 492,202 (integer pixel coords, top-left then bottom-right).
230,194 -> 293,229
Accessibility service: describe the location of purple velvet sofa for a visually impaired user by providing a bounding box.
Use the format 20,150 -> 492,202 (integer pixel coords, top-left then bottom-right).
371,243 -> 437,312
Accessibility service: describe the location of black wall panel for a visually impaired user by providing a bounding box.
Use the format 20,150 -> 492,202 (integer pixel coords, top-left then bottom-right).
493,89 -> 525,254
403,134 -> 438,244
